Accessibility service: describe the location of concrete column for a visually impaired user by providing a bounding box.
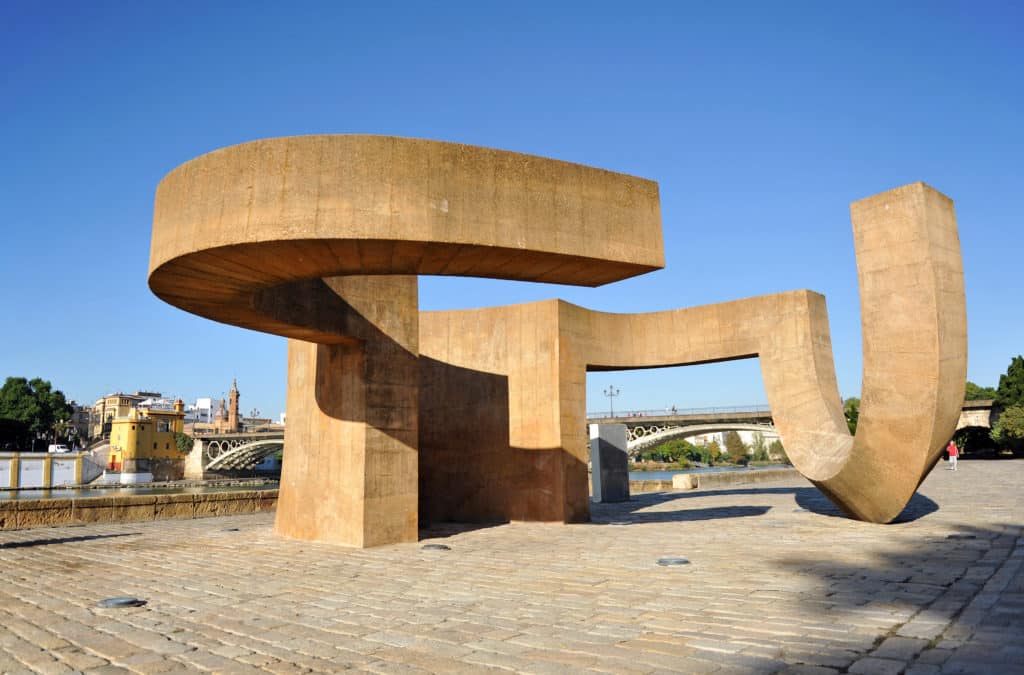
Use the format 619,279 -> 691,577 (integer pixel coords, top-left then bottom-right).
275,276 -> 419,548
589,424 -> 630,503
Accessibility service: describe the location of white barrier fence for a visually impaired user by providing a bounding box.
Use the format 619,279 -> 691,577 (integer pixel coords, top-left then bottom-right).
0,453 -> 104,489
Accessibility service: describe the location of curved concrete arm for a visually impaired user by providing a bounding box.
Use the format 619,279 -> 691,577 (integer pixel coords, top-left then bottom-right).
573,183 -> 966,522
422,183 -> 966,525
149,134 -> 664,343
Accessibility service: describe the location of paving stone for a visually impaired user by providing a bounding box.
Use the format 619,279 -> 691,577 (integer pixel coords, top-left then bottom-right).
873,636 -> 930,660
906,665 -> 942,675
916,648 -> 954,665
52,646 -> 110,670
849,656 -> 907,675
0,463 -> 1021,674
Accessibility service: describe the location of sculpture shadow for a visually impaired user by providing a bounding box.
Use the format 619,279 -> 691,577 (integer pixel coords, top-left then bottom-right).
597,504 -> 771,524
0,532 -> 140,549
768,522 -> 1016,671
419,356 -> 592,530
793,486 -> 939,523
599,483 -> 939,524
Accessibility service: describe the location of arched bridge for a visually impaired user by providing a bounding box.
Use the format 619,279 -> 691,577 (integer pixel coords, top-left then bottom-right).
186,432 -> 284,477
628,422 -> 777,454
587,401 -> 998,454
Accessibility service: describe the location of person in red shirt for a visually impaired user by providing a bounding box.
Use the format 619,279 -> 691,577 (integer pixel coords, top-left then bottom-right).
947,440 -> 959,471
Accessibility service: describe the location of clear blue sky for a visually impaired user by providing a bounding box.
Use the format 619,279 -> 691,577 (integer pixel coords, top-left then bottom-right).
1,1 -> 1020,418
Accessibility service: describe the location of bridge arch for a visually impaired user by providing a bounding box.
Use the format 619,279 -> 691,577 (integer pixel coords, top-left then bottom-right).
627,422 -> 777,454
187,433 -> 285,478
205,439 -> 284,471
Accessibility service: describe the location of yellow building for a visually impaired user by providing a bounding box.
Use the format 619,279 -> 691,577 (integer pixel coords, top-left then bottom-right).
90,391 -> 161,439
108,400 -> 186,483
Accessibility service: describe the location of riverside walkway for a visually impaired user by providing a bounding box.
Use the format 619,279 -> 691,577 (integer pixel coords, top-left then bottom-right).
1,461 -> 1021,674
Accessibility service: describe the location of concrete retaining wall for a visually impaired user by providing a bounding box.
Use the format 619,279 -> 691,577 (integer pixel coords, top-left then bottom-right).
672,467 -> 800,489
0,490 -> 278,531
628,467 -> 801,494
629,479 -> 675,493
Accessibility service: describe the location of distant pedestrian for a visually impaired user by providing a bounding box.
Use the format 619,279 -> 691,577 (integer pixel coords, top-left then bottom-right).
947,439 -> 959,470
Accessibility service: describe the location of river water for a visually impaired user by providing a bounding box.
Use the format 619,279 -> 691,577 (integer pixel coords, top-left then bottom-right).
3,467 -> 789,500
1,483 -> 278,501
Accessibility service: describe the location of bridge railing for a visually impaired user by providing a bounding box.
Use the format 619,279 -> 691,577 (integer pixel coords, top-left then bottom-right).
586,405 -> 771,420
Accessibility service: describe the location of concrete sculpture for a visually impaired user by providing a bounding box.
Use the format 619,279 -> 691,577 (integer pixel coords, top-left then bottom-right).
150,135 -> 966,546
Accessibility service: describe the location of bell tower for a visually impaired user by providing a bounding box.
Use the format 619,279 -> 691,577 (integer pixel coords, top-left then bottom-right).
228,379 -> 240,432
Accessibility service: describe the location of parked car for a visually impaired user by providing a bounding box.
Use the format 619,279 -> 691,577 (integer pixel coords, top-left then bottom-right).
47,444 -> 72,453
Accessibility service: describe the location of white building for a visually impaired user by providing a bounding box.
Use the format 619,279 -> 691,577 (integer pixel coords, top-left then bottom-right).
137,397 -> 177,412
685,429 -> 781,454
186,397 -> 216,424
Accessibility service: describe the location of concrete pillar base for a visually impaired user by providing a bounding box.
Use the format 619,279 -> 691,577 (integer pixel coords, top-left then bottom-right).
274,277 -> 419,548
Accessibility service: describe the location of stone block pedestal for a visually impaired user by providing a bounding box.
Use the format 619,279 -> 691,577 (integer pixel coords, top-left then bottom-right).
589,424 -> 630,503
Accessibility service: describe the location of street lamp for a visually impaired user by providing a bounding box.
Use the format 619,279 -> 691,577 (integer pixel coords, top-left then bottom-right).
603,385 -> 620,417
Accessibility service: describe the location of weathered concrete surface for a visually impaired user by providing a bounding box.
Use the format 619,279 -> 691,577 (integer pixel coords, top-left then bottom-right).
148,135 -> 664,341
0,460 -> 1020,673
150,136 -> 964,544
420,183 -> 965,526
276,276 -> 421,547
150,135 -> 663,547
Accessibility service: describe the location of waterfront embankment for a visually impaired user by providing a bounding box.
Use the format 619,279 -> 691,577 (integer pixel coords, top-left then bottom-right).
0,489 -> 277,530
630,465 -> 800,492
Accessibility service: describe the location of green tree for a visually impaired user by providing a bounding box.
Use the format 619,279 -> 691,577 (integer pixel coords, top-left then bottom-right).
953,426 -> 992,455
996,356 -> 1024,408
965,381 -> 997,401
0,377 -> 72,446
706,440 -> 722,464
843,397 -> 860,434
750,431 -> 769,461
724,430 -> 748,465
751,431 -> 764,453
991,405 -> 1024,449
174,432 -> 194,454
768,439 -> 789,464
641,438 -> 706,466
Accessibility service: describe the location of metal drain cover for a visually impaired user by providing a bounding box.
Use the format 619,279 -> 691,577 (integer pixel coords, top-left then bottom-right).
97,597 -> 147,608
657,557 -> 690,566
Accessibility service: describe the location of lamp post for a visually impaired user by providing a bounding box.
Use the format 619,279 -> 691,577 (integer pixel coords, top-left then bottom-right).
603,385 -> 620,418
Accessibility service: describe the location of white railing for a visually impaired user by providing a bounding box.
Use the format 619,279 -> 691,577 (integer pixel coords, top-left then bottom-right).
586,405 -> 771,420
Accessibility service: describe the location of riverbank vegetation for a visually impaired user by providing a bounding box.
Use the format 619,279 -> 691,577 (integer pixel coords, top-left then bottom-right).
631,433 -> 790,471
0,376 -> 73,451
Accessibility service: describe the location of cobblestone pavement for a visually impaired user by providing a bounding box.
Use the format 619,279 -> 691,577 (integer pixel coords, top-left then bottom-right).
1,460 -> 1022,674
